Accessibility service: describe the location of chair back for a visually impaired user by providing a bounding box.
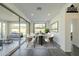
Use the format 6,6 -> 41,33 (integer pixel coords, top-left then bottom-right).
0,40 -> 3,46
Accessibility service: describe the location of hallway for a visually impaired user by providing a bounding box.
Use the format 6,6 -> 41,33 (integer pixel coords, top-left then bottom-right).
0,3 -> 79,56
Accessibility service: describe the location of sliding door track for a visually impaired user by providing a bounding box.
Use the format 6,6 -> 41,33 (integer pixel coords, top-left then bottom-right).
5,41 -> 26,56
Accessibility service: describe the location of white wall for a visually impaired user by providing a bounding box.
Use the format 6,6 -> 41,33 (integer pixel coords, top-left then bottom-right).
46,4 -> 72,52
48,10 -> 65,51
65,13 -> 72,52
46,7 -> 65,51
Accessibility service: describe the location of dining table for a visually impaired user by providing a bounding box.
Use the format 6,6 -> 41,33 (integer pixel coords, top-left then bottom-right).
27,33 -> 54,46
35,34 -> 46,46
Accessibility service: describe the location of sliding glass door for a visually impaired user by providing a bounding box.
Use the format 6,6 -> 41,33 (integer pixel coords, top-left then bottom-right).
20,18 -> 27,39
0,4 -> 30,56
0,5 -> 20,55
19,18 -> 30,44
9,23 -> 19,34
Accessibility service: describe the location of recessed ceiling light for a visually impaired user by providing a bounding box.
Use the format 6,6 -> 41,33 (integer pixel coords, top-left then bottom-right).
31,13 -> 34,16
48,13 -> 51,16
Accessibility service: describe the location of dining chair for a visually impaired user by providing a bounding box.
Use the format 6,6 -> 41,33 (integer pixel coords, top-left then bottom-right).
0,40 -> 3,50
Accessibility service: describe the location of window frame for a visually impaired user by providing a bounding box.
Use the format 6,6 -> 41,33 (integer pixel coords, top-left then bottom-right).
34,23 -> 46,33
51,21 -> 59,32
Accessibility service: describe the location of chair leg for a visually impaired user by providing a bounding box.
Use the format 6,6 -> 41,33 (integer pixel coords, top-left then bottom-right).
0,46 -> 3,50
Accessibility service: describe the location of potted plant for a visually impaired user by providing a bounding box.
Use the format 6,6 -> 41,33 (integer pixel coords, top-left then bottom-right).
45,28 -> 49,33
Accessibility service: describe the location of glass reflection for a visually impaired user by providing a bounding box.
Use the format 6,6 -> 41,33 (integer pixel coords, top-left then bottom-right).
0,5 -> 19,56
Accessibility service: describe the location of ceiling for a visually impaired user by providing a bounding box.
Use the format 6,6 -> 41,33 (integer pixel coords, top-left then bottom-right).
13,3 -> 66,23
0,5 -> 19,22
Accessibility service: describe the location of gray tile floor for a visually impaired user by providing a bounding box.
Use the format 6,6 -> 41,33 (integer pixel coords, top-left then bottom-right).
0,39 -> 25,56
12,42 -> 68,56
70,45 -> 79,56
0,41 -> 19,56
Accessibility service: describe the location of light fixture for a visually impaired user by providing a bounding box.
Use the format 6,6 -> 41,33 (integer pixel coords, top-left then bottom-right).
31,13 -> 34,16
48,13 -> 51,16
37,7 -> 42,11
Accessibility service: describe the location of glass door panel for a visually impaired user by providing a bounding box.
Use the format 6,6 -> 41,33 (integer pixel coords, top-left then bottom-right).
20,18 -> 27,42
0,5 -> 20,56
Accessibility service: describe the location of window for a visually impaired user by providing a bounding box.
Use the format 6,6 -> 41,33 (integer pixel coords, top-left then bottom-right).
9,23 -> 27,37
2,22 -> 6,38
20,24 -> 27,37
0,22 -> 6,39
35,24 -> 45,33
3,23 -> 6,35
0,4 -> 30,56
9,23 -> 19,33
51,21 -> 59,32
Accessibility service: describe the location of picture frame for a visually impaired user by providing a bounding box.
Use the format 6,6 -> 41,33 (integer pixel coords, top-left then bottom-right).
51,21 -> 59,32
